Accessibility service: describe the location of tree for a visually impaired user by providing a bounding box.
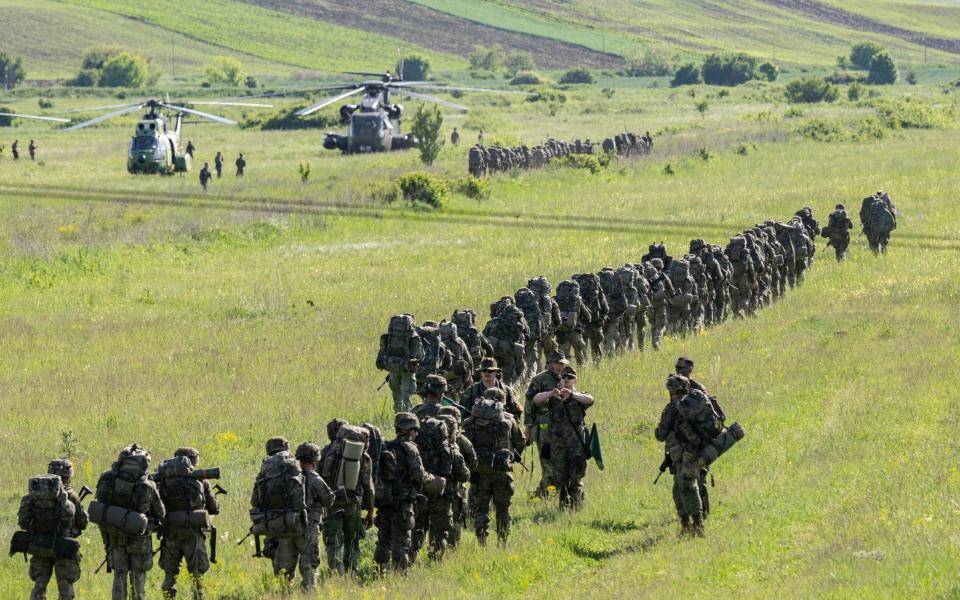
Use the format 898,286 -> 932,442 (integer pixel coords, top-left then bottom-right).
0,53 -> 26,89
701,52 -> 759,86
671,63 -> 702,87
468,45 -> 503,71
625,49 -> 674,77
850,41 -> 884,70
410,104 -> 444,165
81,45 -> 124,70
98,52 -> 150,87
758,62 -> 779,82
559,67 -> 595,84
398,54 -> 430,80
867,51 -> 898,85
503,51 -> 535,76
205,56 -> 245,86
784,77 -> 839,103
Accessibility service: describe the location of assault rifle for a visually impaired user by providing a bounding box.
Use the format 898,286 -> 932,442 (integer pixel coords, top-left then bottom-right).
237,529 -> 262,558
210,527 -> 218,564
213,484 -> 228,496
77,485 -> 94,502
512,449 -> 530,473
376,375 -> 390,392
653,453 -> 672,485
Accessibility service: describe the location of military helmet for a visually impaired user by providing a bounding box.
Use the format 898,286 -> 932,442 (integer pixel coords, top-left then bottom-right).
294,442 -> 321,463
479,357 -> 501,372
266,436 -> 289,456
650,258 -> 664,270
422,320 -> 438,329
326,418 -> 349,442
483,388 -> 507,403
395,412 -> 420,431
666,374 -> 690,392
835,203 -> 845,210
48,458 -> 74,478
547,350 -> 569,365
689,239 -> 705,253
437,405 -> 462,423
438,414 -> 459,437
174,447 -> 199,466
423,374 -> 448,394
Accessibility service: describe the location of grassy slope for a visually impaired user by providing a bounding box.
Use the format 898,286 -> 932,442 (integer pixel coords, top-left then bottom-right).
0,80 -> 958,597
407,0 -> 960,66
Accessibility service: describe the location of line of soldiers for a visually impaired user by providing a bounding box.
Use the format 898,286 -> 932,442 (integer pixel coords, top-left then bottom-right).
467,131 -> 652,177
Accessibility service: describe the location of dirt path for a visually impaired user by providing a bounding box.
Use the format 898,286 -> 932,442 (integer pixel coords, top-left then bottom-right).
242,0 -> 623,69
762,0 -> 960,55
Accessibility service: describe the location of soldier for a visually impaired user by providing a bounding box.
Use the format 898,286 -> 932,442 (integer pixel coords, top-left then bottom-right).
415,320 -> 451,397
438,321 -> 473,398
554,279 -> 592,364
524,351 -> 569,497
235,153 -> 246,177
528,276 -> 561,365
686,254 -> 709,332
478,129 -> 484,145
482,296 -> 529,385
437,407 -> 477,548
725,236 -> 755,318
795,207 -> 819,265
451,309 -> 494,367
597,268 -> 627,354
710,245 -> 732,323
468,145 -> 486,178
645,259 -> 673,350
95,444 -> 165,600
655,375 -> 700,535
250,437 -> 304,583
376,314 -> 425,413
374,413 -> 435,574
413,374 -> 449,421
319,423 -> 374,575
462,394 -> 525,545
157,447 -> 220,600
199,163 -> 212,192
860,192 -> 896,254
514,286 -> 545,375
533,365 -> 594,509
822,203 -> 854,261
616,265 -> 642,351
12,139 -> 19,160
29,139 -> 37,160
450,127 -> 460,146
19,459 -> 87,600
573,272 -> 608,361
214,151 -> 223,178
460,357 -> 523,422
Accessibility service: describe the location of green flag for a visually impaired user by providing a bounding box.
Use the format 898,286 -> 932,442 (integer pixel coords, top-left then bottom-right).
589,423 -> 604,470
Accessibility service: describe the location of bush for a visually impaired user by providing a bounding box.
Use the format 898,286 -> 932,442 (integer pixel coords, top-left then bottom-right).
850,41 -> 884,69
395,172 -> 449,209
848,82 -> 864,101
874,98 -> 952,129
525,89 -> 566,103
624,50 -> 674,77
867,52 -> 898,85
701,52 -> 759,86
559,67 -> 595,84
758,62 -> 779,82
905,70 -> 917,85
510,71 -> 547,85
410,104 -> 444,165
556,153 -> 606,174
0,107 -> 14,127
242,106 -> 337,130
825,71 -> 867,84
244,75 -> 258,89
695,100 -> 709,117
398,54 -> 430,80
38,99 -> 54,109
452,176 -> 490,201
671,63 -> 702,87
66,69 -> 98,87
469,45 -> 504,71
785,77 -> 839,103
205,56 -> 245,86
81,45 -> 123,70
98,52 -> 151,87
0,53 -> 26,89
504,51 -> 536,76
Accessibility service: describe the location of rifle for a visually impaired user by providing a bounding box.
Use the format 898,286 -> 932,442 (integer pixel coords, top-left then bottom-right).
95,556 -> 110,574
512,449 -> 531,472
210,526 -> 217,564
237,529 -> 262,558
77,485 -> 94,502
376,375 -> 390,392
212,484 -> 228,496
653,454 -> 672,485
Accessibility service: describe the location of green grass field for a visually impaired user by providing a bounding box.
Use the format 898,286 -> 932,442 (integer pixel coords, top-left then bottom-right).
1,69 -> 959,598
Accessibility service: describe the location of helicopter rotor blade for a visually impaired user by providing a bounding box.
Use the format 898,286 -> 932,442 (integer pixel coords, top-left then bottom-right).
395,84 -> 534,95
295,88 -> 365,116
393,90 -> 470,112
52,102 -> 143,115
0,112 -> 71,123
183,101 -> 274,108
161,104 -> 237,125
64,104 -> 146,131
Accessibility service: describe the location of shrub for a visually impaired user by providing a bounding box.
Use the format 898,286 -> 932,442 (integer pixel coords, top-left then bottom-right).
38,99 -> 54,109
624,50 -> 674,77
698,147 -> 712,161
825,71 -> 867,84
784,106 -> 804,118
0,53 -> 26,89
299,162 -> 310,183
398,54 -> 430,80
410,104 -> 444,165
556,153 -> 606,174
663,163 -> 675,175
758,62 -> 779,81
510,71 -> 547,85
66,70 -> 98,87
784,77 -> 838,103
848,82 -> 864,101
98,52 -> 151,87
395,172 -> 449,209
205,56 -> 245,86
850,41 -> 884,69
905,70 -> 917,85
701,52 -> 759,86
695,100 -> 709,117
242,106 -> 337,130
874,98 -> 951,129
245,75 -> 259,89
0,107 -> 14,127
469,44 -> 504,71
504,51 -> 536,76
671,63 -> 702,87
452,176 -> 490,201
867,52 -> 898,85
559,68 -> 595,84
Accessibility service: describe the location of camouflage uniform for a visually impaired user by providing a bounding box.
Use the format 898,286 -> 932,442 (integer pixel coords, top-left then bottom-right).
461,375 -> 523,422
666,259 -> 697,335
482,297 -> 529,385
528,277 -> 561,365
95,446 -> 166,600
616,265 -> 641,351
20,460 -> 87,600
573,273 -> 608,361
462,397 -> 525,545
319,430 -> 374,575
524,358 -> 567,496
542,367 -> 593,509
158,448 -> 220,600
374,413 -> 435,573
822,205 -> 854,261
598,268 -> 627,354
645,261 -> 672,350
437,408 -> 477,548
655,375 -> 703,535
439,321 -> 474,398
377,315 -> 424,414
451,309 -> 494,366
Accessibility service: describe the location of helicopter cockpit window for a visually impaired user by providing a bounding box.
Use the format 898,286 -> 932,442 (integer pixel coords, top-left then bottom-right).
352,115 -> 383,135
133,137 -> 157,151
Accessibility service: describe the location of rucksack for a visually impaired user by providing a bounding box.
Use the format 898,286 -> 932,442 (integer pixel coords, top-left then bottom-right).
465,403 -> 513,473
362,423 -> 384,482
616,266 -> 640,305
416,418 -> 453,478
23,475 -> 73,535
514,287 -> 543,339
377,314 -> 422,370
334,425 -> 369,492
668,258 -> 691,285
416,326 -> 448,381
375,440 -> 412,508
677,390 -> 722,447
555,280 -> 582,332
104,454 -> 150,511
598,269 -> 627,313
157,457 -> 205,512
253,452 -> 304,512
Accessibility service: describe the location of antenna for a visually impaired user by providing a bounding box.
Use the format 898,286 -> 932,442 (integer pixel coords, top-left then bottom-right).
397,47 -> 404,81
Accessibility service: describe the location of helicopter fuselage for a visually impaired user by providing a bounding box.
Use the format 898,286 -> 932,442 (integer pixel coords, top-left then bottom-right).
127,114 -> 190,174
323,86 -> 415,154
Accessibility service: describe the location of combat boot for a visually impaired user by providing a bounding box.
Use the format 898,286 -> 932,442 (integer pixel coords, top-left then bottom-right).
476,528 -> 488,547
691,514 -> 705,538
678,515 -> 692,537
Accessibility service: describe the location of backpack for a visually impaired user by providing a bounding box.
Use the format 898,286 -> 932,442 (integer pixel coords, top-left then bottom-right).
157,457 -> 205,512
416,418 -> 453,477
253,452 -> 305,513
526,277 -> 555,326
598,269 -> 627,313
105,454 -> 151,511
362,423 -> 384,482
555,280 -> 582,332
416,326 -> 448,381
334,425 -> 369,492
677,390 -> 722,447
377,314 -> 422,371
726,237 -> 750,276
465,402 -> 513,473
514,287 -> 543,339
616,266 -> 640,305
375,440 -> 412,508
23,475 -> 73,535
